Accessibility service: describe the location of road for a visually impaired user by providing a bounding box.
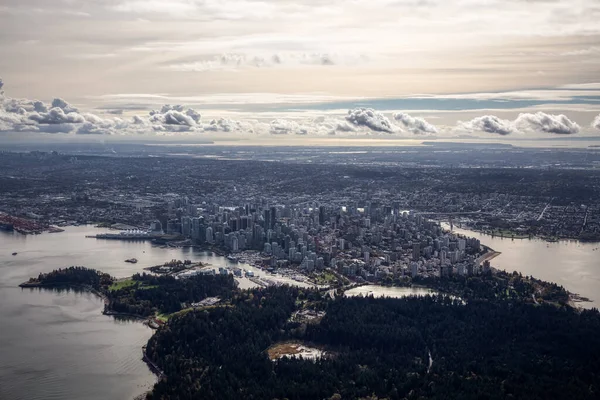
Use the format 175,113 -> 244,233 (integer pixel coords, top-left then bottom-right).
537,197 -> 554,221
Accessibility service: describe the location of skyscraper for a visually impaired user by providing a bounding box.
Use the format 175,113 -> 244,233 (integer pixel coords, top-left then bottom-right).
270,206 -> 277,229
319,205 -> 326,226
412,243 -> 420,261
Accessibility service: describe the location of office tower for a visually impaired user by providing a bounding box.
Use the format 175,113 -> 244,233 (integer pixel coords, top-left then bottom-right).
270,206 -> 277,229
319,206 -> 326,226
411,262 -> 418,277
412,243 -> 420,261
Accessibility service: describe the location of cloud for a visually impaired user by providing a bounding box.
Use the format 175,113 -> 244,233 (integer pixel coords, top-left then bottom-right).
0,77 -> 130,135
203,118 -> 247,132
269,119 -> 309,135
515,112 -> 580,135
458,112 -> 582,136
132,115 -> 147,125
0,77 -> 592,138
593,114 -> 600,130
51,98 -> 78,113
165,52 -> 364,72
345,108 -> 396,133
393,112 -> 437,134
28,107 -> 86,124
458,115 -> 515,135
77,122 -> 112,135
185,108 -> 201,123
105,109 -> 124,115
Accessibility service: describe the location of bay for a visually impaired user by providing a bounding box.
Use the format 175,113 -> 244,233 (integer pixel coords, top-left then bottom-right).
0,226 -> 255,400
444,223 -> 600,308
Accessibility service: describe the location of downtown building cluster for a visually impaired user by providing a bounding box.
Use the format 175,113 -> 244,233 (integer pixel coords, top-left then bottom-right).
160,197 -> 487,283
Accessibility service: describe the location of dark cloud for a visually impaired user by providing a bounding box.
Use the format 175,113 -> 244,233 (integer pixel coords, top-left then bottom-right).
515,112 -> 580,134
459,115 -> 515,135
346,108 -> 395,133
393,112 -> 438,134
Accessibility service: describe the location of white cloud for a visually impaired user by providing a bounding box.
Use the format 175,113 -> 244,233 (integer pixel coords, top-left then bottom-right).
28,107 -> 86,124
269,119 -> 309,135
393,112 -> 437,134
165,52 -> 363,72
148,105 -> 200,128
457,115 -> 515,136
515,112 -> 580,135
458,112 -> 582,135
51,98 -> 78,113
203,118 -> 251,133
593,114 -> 600,130
346,108 -> 396,133
0,76 -> 593,138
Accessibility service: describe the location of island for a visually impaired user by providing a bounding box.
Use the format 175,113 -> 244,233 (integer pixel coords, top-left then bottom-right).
21,265 -> 600,400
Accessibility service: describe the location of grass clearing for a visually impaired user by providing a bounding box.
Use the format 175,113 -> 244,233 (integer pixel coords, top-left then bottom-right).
108,279 -> 136,292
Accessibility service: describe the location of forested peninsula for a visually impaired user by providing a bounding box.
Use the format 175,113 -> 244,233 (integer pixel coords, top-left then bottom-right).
21,267 -> 600,400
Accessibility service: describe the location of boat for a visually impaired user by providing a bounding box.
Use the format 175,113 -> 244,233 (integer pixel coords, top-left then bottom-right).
125,258 -> 138,263
12,252 -> 17,256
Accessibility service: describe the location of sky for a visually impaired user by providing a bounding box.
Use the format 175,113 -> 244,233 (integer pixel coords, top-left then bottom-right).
1,0 -> 600,139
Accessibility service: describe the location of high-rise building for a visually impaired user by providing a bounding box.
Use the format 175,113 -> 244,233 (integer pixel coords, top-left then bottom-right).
412,243 -> 420,261
411,262 -> 418,277
167,219 -> 181,235
318,206 -> 326,226
191,217 -> 201,240
270,206 -> 277,229
181,216 -> 192,237
206,227 -> 214,243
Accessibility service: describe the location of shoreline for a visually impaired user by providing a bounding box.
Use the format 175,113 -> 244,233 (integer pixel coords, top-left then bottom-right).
445,224 -> 595,309
440,220 -> 600,244
479,245 -> 502,265
462,225 -> 600,244
19,280 -> 164,399
19,281 -> 156,321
